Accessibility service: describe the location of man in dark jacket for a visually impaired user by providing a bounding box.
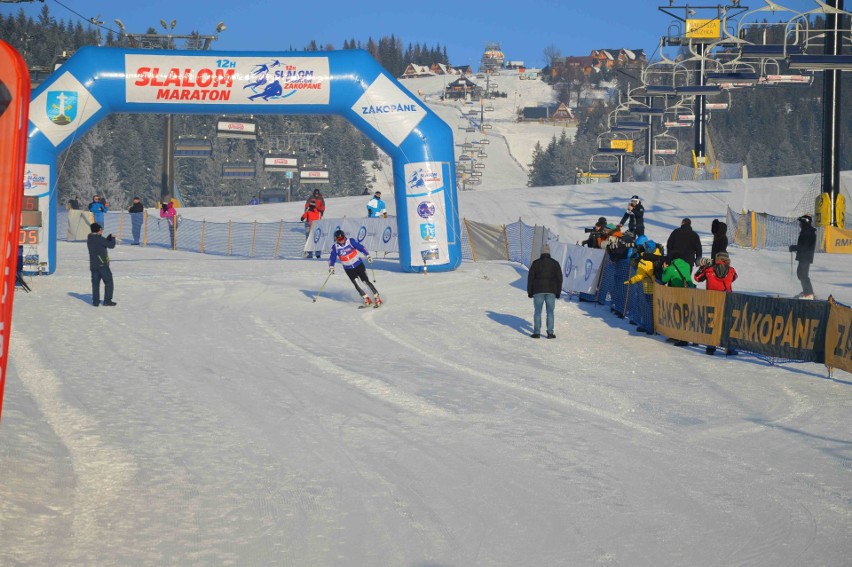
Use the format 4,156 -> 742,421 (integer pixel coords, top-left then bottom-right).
710,219 -> 728,261
789,214 -> 817,299
127,196 -> 144,245
87,222 -> 116,306
618,195 -> 645,236
666,218 -> 703,268
527,244 -> 563,339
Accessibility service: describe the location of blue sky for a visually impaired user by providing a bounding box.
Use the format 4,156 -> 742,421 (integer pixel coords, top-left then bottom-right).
3,0 -> 820,67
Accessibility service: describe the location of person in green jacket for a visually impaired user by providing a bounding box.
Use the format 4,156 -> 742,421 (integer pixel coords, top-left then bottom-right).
661,256 -> 695,288
661,256 -> 694,347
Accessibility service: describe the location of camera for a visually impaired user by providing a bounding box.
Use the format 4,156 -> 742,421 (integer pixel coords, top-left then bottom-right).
584,227 -> 595,233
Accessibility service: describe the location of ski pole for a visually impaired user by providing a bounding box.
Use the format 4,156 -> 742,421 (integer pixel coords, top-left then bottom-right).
790,251 -> 794,296
313,271 -> 333,303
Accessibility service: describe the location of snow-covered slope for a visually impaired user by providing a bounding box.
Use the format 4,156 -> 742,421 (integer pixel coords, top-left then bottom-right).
2,167 -> 851,565
4,63 -> 852,567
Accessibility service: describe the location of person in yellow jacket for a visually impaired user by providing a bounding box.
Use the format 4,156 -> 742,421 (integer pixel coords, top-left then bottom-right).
625,240 -> 661,294
624,240 -> 661,335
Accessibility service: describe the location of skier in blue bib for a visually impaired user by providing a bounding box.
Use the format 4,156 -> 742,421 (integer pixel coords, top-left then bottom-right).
329,229 -> 382,307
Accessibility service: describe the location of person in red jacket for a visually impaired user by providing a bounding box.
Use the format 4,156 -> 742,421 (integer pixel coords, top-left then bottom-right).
304,188 -> 326,218
694,251 -> 738,355
300,200 -> 323,258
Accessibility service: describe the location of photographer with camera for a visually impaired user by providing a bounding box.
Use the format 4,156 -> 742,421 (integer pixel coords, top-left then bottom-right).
583,217 -> 609,248
87,222 -> 117,307
617,195 -> 645,237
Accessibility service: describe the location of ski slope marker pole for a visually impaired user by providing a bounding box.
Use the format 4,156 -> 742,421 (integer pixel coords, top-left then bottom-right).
313,272 -> 333,303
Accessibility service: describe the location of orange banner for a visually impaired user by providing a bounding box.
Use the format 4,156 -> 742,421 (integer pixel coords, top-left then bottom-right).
653,283 -> 727,345
824,301 -> 852,375
824,226 -> 852,254
0,41 -> 30,423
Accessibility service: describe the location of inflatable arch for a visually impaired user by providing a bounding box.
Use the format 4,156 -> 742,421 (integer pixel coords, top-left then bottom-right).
24,47 -> 461,273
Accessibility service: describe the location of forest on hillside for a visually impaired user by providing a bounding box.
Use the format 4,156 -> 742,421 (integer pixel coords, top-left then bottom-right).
3,6 -> 449,208
529,21 -> 852,187
5,5 -> 850,202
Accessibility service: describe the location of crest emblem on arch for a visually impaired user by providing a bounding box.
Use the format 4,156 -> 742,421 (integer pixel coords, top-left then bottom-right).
47,91 -> 77,125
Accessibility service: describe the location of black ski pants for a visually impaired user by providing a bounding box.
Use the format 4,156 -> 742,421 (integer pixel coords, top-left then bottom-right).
345,264 -> 378,297
91,266 -> 114,304
796,261 -> 814,295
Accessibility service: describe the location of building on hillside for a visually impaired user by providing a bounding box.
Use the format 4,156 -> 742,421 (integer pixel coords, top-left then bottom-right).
519,102 -> 574,123
452,64 -> 473,75
550,56 -> 600,81
430,63 -> 459,75
444,76 -> 479,100
480,42 -> 504,73
519,68 -> 541,80
505,60 -> 525,70
591,48 -> 647,69
550,49 -> 646,82
400,63 -> 434,79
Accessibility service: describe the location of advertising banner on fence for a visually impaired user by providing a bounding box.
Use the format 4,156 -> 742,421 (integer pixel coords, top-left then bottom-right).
824,301 -> 852,374
653,284 -> 727,345
824,226 -> 852,254
307,217 -> 398,255
561,244 -> 605,295
722,293 -> 830,362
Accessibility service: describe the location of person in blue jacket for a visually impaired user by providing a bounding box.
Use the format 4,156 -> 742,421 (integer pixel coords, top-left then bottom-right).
88,194 -> 108,226
329,229 -> 382,306
366,191 -> 387,218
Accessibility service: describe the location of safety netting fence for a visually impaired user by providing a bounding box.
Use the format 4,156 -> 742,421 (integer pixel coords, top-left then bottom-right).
56,211 -> 849,375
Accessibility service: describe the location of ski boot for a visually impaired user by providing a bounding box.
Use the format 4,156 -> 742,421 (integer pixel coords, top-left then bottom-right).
363,296 -> 373,307
373,295 -> 382,308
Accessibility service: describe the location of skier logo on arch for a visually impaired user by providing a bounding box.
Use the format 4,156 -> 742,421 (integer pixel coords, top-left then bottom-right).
407,166 -> 441,193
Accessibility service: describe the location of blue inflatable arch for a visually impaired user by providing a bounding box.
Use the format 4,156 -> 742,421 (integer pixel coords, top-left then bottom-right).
25,47 -> 461,273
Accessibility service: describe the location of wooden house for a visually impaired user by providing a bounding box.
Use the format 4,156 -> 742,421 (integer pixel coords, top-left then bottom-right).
400,63 -> 434,79
444,76 -> 479,100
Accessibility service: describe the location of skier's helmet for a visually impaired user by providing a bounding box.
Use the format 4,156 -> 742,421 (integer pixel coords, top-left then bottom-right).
334,229 -> 346,242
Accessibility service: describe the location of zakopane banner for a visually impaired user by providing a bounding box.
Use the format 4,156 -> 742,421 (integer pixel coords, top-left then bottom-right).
560,244 -> 606,296
306,217 -> 398,256
652,284 -> 727,346
0,40 -> 30,422
824,300 -> 852,374
722,293 -> 830,363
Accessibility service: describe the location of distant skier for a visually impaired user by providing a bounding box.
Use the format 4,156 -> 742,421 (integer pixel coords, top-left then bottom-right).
328,229 -> 381,307
789,214 -> 817,299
